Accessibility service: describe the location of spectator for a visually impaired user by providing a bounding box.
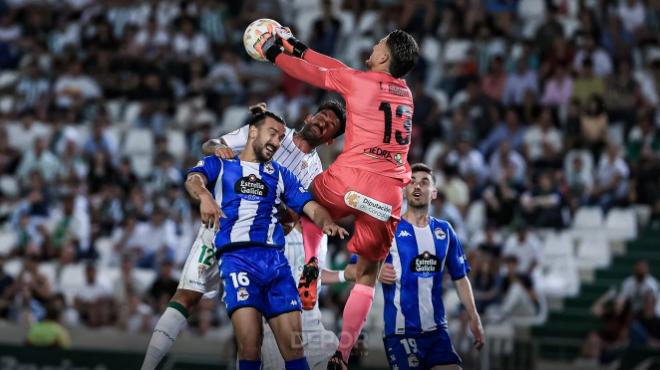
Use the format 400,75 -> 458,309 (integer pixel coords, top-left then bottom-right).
172,17 -> 209,60
618,0 -> 646,33
445,132 -> 487,186
629,292 -> 660,348
488,141 -> 526,184
309,0 -> 342,56
482,162 -> 525,227
565,150 -> 595,212
573,34 -> 613,78
486,256 -> 540,323
540,64 -> 573,108
26,299 -> 72,348
53,60 -> 102,109
82,116 -> 119,159
573,59 -> 605,105
471,254 -> 501,313
579,95 -> 609,158
147,259 -> 178,310
74,262 -> 113,327
481,55 -> 508,102
524,108 -> 563,169
520,172 -> 564,229
479,107 -> 527,158
502,224 -> 541,276
0,254 -> 15,319
616,260 -> 659,315
502,58 -> 538,106
591,142 -> 630,211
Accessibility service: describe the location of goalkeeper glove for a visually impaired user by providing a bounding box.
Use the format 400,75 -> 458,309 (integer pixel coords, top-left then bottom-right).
275,27 -> 308,58
254,24 -> 282,63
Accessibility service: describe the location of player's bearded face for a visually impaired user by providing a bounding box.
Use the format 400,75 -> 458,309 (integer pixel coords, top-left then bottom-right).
300,109 -> 340,144
253,119 -> 285,161
406,172 -> 436,208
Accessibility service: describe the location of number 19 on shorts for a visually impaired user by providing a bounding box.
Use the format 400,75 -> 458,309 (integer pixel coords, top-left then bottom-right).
229,272 -> 250,288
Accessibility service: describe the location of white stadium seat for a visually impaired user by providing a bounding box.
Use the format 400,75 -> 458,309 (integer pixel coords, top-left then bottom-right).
220,106 -> 250,133
123,128 -> 154,157
605,208 -> 637,241
0,229 -> 17,255
576,234 -> 610,270
166,129 -> 187,161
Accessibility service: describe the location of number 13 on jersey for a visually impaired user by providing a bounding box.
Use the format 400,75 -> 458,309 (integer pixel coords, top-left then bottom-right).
378,102 -> 412,145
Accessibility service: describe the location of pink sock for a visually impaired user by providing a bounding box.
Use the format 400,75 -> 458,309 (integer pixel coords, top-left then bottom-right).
300,216 -> 323,263
338,283 -> 375,362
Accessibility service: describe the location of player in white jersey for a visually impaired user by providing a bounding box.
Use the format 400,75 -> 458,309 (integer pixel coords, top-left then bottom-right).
141,102 -> 346,370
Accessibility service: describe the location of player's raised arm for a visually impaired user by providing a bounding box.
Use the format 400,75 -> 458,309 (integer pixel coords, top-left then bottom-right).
256,32 -> 353,95
302,201 -> 348,239
186,156 -> 224,229
275,27 -> 348,69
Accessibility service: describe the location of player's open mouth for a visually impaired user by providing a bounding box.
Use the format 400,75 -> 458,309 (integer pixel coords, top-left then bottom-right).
265,145 -> 276,154
412,191 -> 421,198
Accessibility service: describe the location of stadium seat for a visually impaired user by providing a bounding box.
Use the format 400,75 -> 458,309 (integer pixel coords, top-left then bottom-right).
605,208 -> 638,241
4,258 -> 22,277
105,100 -> 123,122
443,40 -> 472,63
38,262 -> 58,290
465,200 -> 486,235
0,96 -> 14,114
0,175 -> 18,197
426,89 -> 448,111
220,106 -> 250,133
0,229 -> 17,255
122,101 -> 142,126
634,204 -> 652,227
517,0 -> 546,38
166,129 -> 187,161
421,37 -> 441,64
134,268 -> 157,295
123,128 -> 154,156
576,234 -> 610,270
571,207 -> 604,240
58,264 -> 91,304
95,237 -> 117,267
129,154 -> 153,179
540,232 -> 579,297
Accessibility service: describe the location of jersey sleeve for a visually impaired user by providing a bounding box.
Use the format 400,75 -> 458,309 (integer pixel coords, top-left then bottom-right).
303,49 -> 348,69
445,222 -> 470,280
279,166 -> 313,214
187,155 -> 223,184
275,53 -> 354,95
220,125 -> 249,153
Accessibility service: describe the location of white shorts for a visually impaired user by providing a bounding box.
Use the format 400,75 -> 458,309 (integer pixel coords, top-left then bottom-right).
177,226 -> 220,298
261,317 -> 338,370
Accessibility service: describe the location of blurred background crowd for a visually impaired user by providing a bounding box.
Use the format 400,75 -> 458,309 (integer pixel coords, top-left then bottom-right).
0,0 -> 659,367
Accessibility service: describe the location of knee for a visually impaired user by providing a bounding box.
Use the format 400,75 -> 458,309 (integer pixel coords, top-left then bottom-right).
280,333 -> 305,361
237,336 -> 262,360
171,289 -> 202,310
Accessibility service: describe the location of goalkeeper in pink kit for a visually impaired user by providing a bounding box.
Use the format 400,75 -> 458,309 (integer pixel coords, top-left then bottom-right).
256,27 -> 419,369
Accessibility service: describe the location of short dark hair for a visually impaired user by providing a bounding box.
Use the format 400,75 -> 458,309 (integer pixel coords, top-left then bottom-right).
386,30 -> 419,78
316,100 -> 346,139
411,163 -> 434,183
247,109 -> 286,128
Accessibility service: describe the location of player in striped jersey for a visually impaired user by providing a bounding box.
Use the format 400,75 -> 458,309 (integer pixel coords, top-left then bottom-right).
379,163 -> 484,369
185,110 -> 347,370
141,103 -> 346,370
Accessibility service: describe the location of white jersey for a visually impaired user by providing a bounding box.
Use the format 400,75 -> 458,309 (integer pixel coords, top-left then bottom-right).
222,125 -> 323,189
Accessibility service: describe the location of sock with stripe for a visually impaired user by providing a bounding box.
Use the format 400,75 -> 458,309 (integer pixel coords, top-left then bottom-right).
285,357 -> 309,370
238,359 -> 262,369
338,283 -> 375,362
140,302 -> 189,370
300,216 -> 323,263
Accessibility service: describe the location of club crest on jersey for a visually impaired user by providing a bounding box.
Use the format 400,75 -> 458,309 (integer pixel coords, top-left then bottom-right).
234,174 -> 268,200
237,287 -> 249,301
407,354 -> 419,367
264,162 -> 275,175
410,252 -> 441,276
434,227 -> 446,240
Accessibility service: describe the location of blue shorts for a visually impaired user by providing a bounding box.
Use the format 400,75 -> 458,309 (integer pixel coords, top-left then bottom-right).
383,329 -> 462,369
219,247 -> 301,318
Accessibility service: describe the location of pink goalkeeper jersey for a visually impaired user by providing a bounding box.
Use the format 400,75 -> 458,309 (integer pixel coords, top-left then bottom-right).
275,50 -> 413,183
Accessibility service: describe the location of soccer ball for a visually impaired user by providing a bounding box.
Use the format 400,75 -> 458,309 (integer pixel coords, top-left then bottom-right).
243,18 -> 281,62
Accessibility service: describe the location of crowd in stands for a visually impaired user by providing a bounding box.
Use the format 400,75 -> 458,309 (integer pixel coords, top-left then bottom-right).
0,0 -> 659,362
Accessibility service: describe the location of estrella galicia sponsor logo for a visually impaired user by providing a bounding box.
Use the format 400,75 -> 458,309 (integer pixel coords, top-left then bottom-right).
362,146 -> 404,166
410,251 -> 441,276
234,174 -> 268,200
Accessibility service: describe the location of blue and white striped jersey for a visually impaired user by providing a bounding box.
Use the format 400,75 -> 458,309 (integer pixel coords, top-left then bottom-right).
188,156 -> 313,253
383,217 -> 470,337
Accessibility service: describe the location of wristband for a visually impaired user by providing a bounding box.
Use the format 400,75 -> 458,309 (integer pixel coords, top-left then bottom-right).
338,270 -> 346,283
289,39 -> 308,58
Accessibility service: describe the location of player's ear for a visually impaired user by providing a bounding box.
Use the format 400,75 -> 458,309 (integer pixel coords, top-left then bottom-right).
248,125 -> 258,139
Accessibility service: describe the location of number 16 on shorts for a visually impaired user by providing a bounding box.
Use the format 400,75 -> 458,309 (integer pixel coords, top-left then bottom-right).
230,272 -> 250,301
